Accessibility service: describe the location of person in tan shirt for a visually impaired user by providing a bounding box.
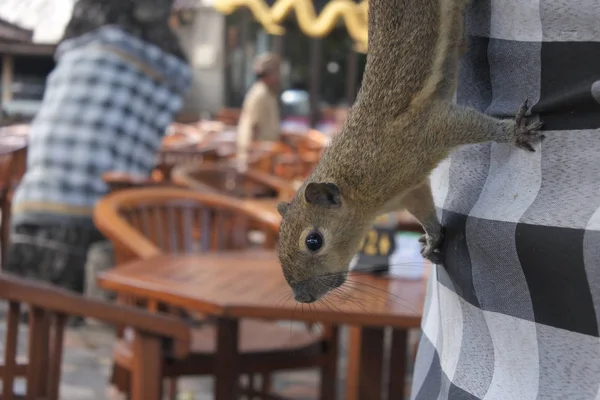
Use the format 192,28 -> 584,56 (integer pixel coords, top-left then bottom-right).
236,53 -> 281,170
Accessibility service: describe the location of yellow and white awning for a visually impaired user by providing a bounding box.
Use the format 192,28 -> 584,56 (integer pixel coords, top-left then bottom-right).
213,0 -> 368,51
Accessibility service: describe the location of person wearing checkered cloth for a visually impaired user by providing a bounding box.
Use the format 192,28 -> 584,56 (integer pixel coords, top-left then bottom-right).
411,1 -> 600,399
4,1 -> 191,299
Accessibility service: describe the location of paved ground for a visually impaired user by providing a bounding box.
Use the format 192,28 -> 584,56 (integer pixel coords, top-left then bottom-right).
0,314 -> 418,399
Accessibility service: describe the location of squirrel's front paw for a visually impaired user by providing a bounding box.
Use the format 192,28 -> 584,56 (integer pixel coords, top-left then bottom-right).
419,228 -> 444,265
513,99 -> 544,152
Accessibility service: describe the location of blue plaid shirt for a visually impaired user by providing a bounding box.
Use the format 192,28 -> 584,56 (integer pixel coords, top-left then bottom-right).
12,25 -> 191,227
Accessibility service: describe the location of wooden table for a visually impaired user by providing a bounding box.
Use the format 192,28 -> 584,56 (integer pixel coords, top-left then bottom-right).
98,251 -> 425,400
242,198 -> 281,217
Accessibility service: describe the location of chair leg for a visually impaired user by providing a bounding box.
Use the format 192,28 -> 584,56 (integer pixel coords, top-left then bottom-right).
319,326 -> 339,400
251,374 -> 268,399
110,364 -> 131,398
131,334 -> 163,400
1,195 -> 11,268
261,373 -> 272,395
167,378 -> 177,400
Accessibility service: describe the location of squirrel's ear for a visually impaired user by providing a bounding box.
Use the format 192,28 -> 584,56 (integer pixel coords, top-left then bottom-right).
277,202 -> 290,217
304,182 -> 341,208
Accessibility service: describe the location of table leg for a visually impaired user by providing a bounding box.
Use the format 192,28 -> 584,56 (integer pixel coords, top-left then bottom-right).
344,327 -> 361,400
388,329 -> 408,400
319,325 -> 339,400
359,327 -> 385,399
26,308 -> 47,398
345,326 -> 386,400
215,317 -> 240,400
132,333 -> 163,400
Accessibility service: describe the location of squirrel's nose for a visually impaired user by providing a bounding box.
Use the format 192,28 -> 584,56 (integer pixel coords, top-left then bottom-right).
294,292 -> 317,303
288,273 -> 348,304
290,280 -> 318,303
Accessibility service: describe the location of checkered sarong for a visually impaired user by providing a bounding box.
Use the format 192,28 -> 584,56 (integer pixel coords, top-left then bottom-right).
411,1 -> 600,399
12,25 -> 191,225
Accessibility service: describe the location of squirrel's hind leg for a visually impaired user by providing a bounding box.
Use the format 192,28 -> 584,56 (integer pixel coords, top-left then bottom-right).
390,181 -> 445,265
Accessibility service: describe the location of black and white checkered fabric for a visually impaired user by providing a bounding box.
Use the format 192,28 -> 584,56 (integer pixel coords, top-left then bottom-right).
12,25 -> 191,225
411,1 -> 600,399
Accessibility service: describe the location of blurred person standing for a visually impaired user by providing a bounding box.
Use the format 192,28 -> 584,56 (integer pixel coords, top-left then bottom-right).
3,0 -> 191,313
236,53 -> 281,170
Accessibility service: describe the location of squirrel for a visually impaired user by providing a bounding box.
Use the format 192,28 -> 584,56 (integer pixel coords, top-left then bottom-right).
276,0 -> 544,304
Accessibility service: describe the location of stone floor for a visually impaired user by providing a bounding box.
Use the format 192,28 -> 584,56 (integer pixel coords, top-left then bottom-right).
0,315 -> 418,399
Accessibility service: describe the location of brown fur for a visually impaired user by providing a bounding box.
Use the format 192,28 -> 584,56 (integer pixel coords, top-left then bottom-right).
277,0 -> 543,303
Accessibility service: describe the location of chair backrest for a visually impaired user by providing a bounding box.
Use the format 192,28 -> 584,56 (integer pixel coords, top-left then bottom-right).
291,130 -> 326,178
94,187 -> 281,264
297,130 -> 327,156
156,145 -> 222,181
214,107 -> 241,126
216,141 -> 291,176
102,171 -> 174,193
0,273 -> 190,400
171,163 -> 296,201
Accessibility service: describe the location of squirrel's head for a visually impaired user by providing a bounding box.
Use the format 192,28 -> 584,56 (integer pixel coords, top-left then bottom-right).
277,181 -> 367,304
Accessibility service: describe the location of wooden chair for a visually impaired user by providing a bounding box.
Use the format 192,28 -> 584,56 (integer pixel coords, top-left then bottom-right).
94,188 -> 338,399
295,130 -> 327,177
171,162 -> 296,249
172,163 -> 297,201
214,107 -> 241,126
275,130 -> 327,180
254,142 -> 295,174
102,143 -> 225,192
156,145 -> 222,182
102,171 -> 174,193
217,140 -> 295,177
0,273 -> 191,400
0,145 -> 27,267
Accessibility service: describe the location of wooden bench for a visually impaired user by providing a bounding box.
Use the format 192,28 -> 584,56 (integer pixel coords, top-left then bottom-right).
0,273 -> 191,400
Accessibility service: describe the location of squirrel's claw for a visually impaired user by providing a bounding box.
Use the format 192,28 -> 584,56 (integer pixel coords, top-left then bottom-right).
419,228 -> 444,265
514,99 -> 545,152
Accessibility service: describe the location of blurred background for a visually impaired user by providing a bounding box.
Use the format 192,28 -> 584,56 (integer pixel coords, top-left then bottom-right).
0,0 -> 367,132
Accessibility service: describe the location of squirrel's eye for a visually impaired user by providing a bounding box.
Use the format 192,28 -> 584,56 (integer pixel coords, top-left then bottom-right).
305,232 -> 324,252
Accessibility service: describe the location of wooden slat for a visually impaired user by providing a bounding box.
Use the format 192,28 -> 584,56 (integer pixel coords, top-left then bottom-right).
181,206 -> 194,252
200,208 -> 211,251
214,318 -> 240,400
388,329 -> 409,400
319,325 -> 339,400
345,327 -> 361,400
0,364 -> 28,377
0,275 -> 191,343
37,313 -> 51,398
214,211 -> 226,250
2,302 -> 21,400
46,314 -> 67,400
358,327 -> 385,400
131,334 -> 163,400
26,308 -> 47,400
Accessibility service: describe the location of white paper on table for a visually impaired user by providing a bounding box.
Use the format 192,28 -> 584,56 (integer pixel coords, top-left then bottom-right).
389,233 -> 426,280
